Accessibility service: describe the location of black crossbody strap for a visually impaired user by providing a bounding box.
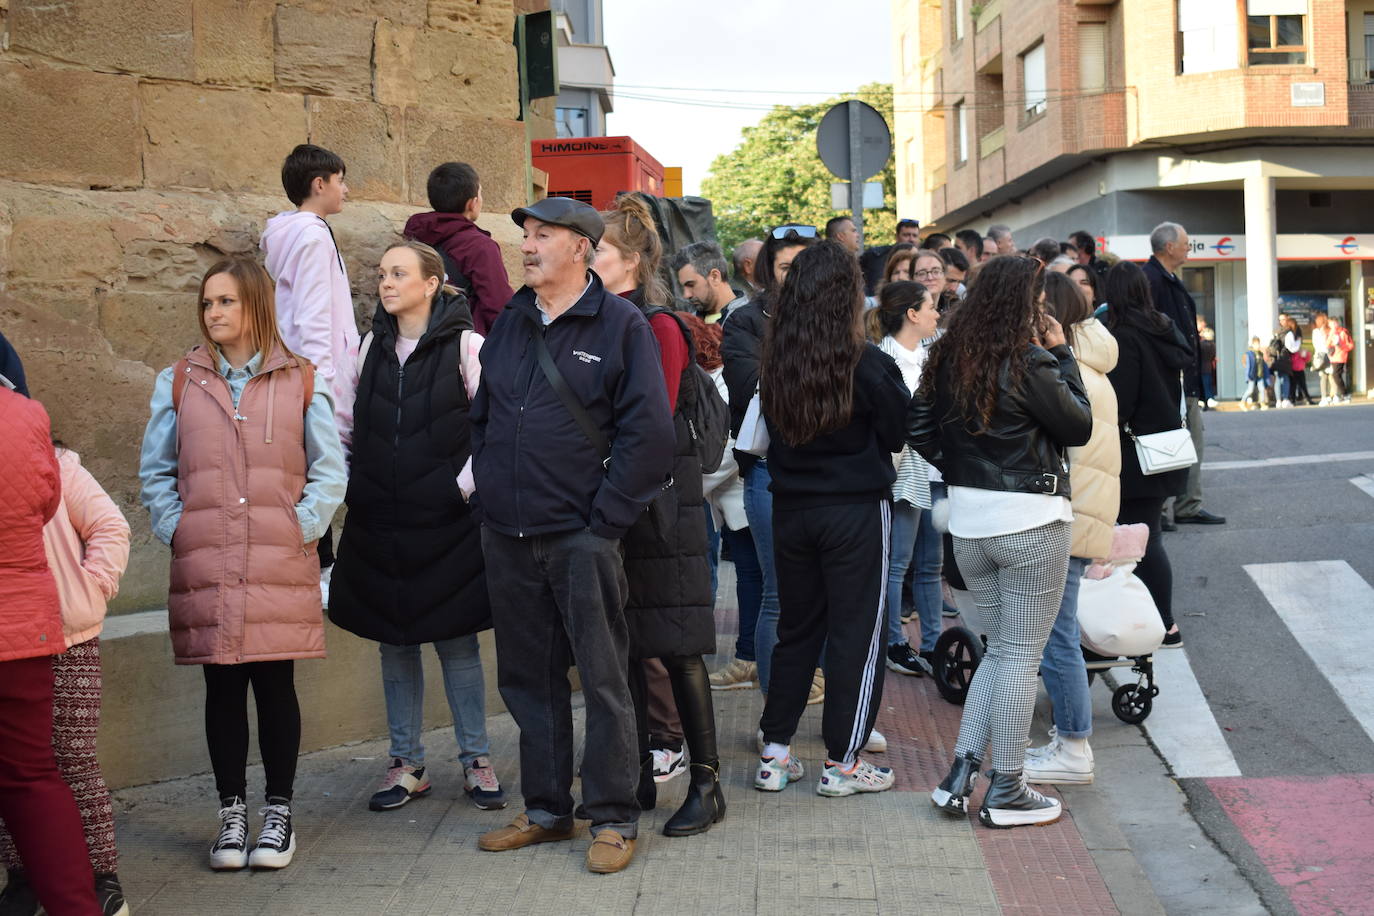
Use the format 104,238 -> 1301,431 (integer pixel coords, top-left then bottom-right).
526,313 -> 612,466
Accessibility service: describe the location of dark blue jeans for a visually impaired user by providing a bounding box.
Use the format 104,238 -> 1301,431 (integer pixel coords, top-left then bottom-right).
723,524 -> 762,661
742,461 -> 781,690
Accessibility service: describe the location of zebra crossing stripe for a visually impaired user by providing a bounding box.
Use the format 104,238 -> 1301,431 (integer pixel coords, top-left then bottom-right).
1131,644 -> 1241,779
1349,474 -> 1374,500
1244,561 -> 1374,747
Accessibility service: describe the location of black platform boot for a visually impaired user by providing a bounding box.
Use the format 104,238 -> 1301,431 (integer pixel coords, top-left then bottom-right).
931,752 -> 982,815
637,753 -> 657,811
663,761 -> 726,837
978,770 -> 1062,829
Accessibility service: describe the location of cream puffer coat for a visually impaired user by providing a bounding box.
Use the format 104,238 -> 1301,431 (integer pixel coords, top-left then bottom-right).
1068,318 -> 1121,560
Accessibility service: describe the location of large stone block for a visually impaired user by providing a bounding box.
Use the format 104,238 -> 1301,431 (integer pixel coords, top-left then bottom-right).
0,64 -> 141,188
308,98 -> 406,203
277,0 -> 425,27
99,290 -> 203,378
7,213 -> 123,324
10,0 -> 194,79
428,0 -> 515,41
193,0 -> 274,87
374,20 -> 518,119
404,108 -> 528,213
274,6 -> 375,98
141,84 -> 308,193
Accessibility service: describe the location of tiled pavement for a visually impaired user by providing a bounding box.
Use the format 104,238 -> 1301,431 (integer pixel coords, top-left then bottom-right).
108,575 -> 1157,914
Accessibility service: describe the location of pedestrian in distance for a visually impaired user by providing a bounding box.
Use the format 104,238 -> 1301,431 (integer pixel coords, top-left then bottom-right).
1104,261 -> 1190,648
825,215 -> 861,254
138,257 -> 347,872
470,197 -> 675,875
859,218 -> 921,295
1241,336 -> 1272,411
955,229 -> 983,266
0,386 -> 102,915
1197,315 -> 1219,409
754,241 -> 910,798
0,438 -> 132,916
987,224 -> 1016,255
327,240 -> 505,815
1311,312 -> 1335,404
1285,315 -> 1316,405
1023,270 -> 1120,786
404,162 -> 515,336
594,194 -> 726,837
261,143 -> 360,585
1328,315 -> 1354,402
732,239 -> 763,298
908,254 -> 1092,828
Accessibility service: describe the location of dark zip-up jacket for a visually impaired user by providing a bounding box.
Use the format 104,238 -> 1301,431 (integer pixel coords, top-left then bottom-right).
1142,256 -> 1202,398
720,296 -> 768,472
470,271 -> 675,540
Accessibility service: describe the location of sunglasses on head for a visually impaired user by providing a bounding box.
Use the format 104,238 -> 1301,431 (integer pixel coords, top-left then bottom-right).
770,225 -> 818,240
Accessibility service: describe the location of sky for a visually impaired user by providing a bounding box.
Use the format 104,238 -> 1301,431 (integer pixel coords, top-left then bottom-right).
602,0 -> 893,196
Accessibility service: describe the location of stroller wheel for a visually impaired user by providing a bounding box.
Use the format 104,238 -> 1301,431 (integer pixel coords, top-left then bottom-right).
1112,683 -> 1153,724
933,627 -> 983,705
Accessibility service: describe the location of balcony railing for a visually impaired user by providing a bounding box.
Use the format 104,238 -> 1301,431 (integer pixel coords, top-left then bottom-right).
1350,58 -> 1374,84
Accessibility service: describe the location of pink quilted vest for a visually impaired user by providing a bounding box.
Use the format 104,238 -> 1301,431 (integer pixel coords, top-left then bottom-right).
168,345 -> 324,665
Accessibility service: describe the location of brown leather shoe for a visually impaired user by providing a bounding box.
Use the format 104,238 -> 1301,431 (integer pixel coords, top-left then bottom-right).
478,813 -> 574,852
585,830 -> 635,873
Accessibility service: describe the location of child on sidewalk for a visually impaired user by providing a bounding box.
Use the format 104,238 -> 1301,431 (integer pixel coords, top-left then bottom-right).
1242,337 -> 1271,410
403,162 -> 514,335
261,145 -> 360,578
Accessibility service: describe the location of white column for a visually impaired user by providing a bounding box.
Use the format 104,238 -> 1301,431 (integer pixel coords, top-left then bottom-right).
1243,173 -> 1278,345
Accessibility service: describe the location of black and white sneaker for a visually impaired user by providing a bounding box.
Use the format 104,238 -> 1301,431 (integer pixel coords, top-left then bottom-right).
886,643 -> 933,677
210,797 -> 249,870
978,770 -> 1063,828
94,872 -> 130,916
931,753 -> 981,816
248,799 -> 296,870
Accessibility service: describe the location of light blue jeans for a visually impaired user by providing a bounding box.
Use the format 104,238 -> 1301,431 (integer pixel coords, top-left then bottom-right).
742,461 -> 781,691
379,636 -> 491,769
907,483 -> 946,652
1037,556 -> 1093,739
885,501 -> 921,649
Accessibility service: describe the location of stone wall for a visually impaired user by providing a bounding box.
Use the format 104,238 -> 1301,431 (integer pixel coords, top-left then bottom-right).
0,0 -> 543,611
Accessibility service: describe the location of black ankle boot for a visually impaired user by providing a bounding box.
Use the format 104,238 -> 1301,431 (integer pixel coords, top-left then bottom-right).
978,770 -> 1062,829
663,761 -> 726,837
637,754 -> 657,811
930,752 -> 982,815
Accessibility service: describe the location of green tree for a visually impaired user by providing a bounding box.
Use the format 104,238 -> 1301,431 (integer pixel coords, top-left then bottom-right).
702,82 -> 897,257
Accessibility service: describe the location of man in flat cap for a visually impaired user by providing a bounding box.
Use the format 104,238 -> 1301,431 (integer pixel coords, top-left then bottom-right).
470,197 -> 675,874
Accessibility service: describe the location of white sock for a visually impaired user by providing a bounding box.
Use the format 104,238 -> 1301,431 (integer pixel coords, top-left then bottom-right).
762,742 -> 789,761
1061,737 -> 1089,755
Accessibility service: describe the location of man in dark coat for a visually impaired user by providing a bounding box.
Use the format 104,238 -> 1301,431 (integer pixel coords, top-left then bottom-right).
470,197 -> 675,875
1142,222 -> 1225,526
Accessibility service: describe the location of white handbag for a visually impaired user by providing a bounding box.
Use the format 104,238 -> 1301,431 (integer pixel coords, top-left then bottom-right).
1124,385 -> 1197,475
736,389 -> 770,457
1077,562 -> 1165,657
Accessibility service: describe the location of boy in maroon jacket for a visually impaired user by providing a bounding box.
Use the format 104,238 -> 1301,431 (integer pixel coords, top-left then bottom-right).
404,163 -> 514,335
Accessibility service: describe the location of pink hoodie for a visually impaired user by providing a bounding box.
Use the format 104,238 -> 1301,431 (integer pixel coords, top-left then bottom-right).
42,449 -> 131,648
261,210 -> 361,453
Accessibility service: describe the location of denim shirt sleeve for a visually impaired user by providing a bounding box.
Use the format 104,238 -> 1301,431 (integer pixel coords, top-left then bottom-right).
138,367 -> 183,546
294,371 -> 348,544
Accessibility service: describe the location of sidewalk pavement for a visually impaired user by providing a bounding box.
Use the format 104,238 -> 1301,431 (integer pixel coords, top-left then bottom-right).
109,571 -> 1167,915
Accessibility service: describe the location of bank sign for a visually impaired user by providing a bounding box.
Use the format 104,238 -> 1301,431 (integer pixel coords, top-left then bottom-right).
1103,235 -> 1374,261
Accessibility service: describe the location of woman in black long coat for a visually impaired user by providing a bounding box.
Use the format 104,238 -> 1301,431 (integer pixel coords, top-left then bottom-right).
330,241 -> 505,813
1103,261 -> 1191,648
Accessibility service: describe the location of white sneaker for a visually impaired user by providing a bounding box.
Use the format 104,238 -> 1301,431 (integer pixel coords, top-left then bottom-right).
755,754 -> 804,792
1024,727 -> 1060,762
1024,738 -> 1094,785
651,747 -> 686,783
1281,399 -> 1293,408
863,728 -> 887,753
1206,398 -> 1218,408
817,759 -> 895,797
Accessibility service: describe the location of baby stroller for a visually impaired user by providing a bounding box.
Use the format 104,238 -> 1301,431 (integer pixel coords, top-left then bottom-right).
930,524 -> 1162,724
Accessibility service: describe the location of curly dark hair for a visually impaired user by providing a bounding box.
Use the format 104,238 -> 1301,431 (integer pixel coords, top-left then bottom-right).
1103,261 -> 1171,335
760,241 -> 865,447
918,254 -> 1045,429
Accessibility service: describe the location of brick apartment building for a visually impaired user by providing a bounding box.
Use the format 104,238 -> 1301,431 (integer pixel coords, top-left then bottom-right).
892,0 -> 1374,398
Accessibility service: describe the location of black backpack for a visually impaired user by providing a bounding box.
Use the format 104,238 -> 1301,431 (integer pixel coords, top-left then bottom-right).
1265,335 -> 1290,370
645,308 -> 730,474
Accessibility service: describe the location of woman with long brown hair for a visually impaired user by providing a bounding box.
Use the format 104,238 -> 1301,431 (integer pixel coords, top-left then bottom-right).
753,241 -> 909,798
908,255 -> 1091,828
140,257 -> 346,869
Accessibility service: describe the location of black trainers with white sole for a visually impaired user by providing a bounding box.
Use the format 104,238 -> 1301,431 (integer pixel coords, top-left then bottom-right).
886,642 -> 933,677
248,799 -> 297,870
930,753 -> 981,816
209,797 -> 249,870
978,770 -> 1063,828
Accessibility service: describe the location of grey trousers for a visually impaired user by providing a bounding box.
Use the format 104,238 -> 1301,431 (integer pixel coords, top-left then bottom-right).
482,526 -> 639,838
1173,396 -> 1205,518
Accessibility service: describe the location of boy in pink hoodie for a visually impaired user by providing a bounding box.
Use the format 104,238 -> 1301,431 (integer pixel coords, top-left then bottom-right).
261,144 -> 360,455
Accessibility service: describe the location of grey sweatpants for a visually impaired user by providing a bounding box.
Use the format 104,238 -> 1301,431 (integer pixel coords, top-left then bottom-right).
952,520 -> 1071,774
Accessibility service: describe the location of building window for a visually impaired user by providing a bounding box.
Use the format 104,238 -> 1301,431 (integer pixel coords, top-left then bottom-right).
1178,0 -> 1239,74
955,101 -> 968,164
1022,42 -> 1047,118
1079,23 -> 1107,93
954,0 -> 965,42
555,107 -> 589,138
1358,13 -> 1374,83
1246,0 -> 1307,66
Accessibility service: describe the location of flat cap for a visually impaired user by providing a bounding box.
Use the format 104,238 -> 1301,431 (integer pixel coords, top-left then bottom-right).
511,196 -> 604,246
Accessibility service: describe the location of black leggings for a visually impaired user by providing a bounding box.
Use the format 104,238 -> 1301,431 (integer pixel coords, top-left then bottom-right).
203,661 -> 301,804
1117,497 -> 1174,630
629,655 -> 718,768
1289,369 -> 1313,404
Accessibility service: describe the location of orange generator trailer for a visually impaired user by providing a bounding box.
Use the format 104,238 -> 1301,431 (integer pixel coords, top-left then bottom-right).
531,136 -> 665,211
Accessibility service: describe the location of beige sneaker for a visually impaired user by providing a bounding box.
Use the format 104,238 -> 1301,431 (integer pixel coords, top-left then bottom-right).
708,657 -> 758,691
807,669 -> 825,706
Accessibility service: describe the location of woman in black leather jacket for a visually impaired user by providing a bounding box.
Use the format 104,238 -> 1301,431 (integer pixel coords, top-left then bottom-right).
906,255 -> 1092,829
1104,261 -> 1192,648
